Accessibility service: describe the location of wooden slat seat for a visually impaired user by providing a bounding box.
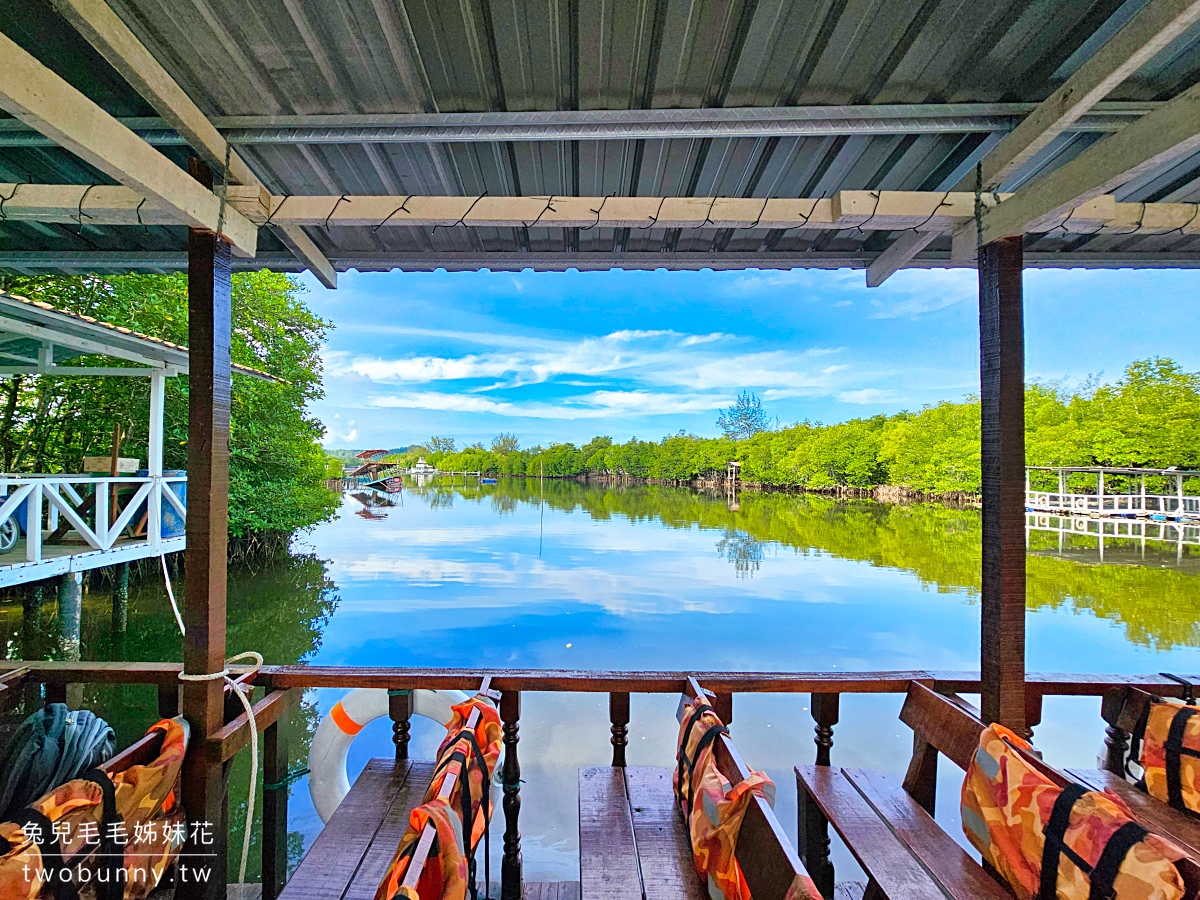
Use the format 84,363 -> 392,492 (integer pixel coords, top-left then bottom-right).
580,678 -> 809,900
279,759 -> 435,900
796,682 -> 1012,900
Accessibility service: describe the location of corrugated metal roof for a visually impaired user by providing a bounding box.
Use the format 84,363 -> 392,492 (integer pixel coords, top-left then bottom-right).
3,0 -> 1200,274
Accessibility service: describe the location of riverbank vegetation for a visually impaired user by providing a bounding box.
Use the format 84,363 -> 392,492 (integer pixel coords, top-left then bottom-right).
0,272 -> 339,550
396,357 -> 1199,496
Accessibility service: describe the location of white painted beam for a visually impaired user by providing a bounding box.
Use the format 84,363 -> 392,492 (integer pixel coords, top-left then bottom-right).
0,30 -> 257,256
969,82 -> 1200,247
867,0 -> 1200,287
50,0 -> 334,286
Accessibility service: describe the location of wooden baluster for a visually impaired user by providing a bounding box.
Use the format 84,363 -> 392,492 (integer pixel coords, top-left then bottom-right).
262,719 -> 289,900
797,774 -> 834,899
713,692 -> 733,725
800,693 -> 840,898
501,690 -> 522,900
1102,689 -> 1130,775
389,689 -> 414,762
609,692 -> 630,767
158,682 -> 180,718
812,693 -> 839,766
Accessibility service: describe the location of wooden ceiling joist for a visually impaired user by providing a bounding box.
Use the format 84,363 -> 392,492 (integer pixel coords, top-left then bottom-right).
968,80 -> 1200,247
0,30 -> 257,257
48,0 -> 335,288
866,0 -> 1200,287
7,186 -> 1200,238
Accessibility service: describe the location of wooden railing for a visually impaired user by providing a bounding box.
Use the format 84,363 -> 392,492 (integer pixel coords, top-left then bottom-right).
0,473 -> 186,563
1,662 -> 1194,900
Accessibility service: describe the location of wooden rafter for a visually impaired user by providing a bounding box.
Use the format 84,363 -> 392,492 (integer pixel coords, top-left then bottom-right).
867,0 -> 1200,286
0,30 -> 257,257
48,0 -> 335,289
6,186 -> 1200,237
969,81 -> 1200,247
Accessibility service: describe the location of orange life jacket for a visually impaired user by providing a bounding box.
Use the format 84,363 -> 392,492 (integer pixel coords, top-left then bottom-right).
0,717 -> 188,900
374,697 -> 502,900
962,723 -> 1200,900
1133,695 -> 1200,816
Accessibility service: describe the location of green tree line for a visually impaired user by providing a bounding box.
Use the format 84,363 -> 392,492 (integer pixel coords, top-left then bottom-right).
0,272 -> 340,548
400,357 -> 1200,495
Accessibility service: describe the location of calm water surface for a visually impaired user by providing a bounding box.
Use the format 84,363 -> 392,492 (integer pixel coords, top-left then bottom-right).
4,478 -> 1200,882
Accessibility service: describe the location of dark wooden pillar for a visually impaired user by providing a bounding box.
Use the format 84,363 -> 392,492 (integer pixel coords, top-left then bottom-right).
978,236 -> 1027,732
179,157 -> 232,900
712,692 -> 733,725
500,690 -> 522,900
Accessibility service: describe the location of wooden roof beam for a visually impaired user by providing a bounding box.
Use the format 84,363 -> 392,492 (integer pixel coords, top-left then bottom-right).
49,0 -> 335,288
0,30 -> 257,257
967,80 -> 1200,248
867,0 -> 1200,286
10,186 -> 1200,236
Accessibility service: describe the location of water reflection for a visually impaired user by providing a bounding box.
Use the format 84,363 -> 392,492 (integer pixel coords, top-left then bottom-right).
5,478 -> 1200,882
715,529 -> 765,577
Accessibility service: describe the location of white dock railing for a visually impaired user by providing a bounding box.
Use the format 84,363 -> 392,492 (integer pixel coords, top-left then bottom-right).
1026,490 -> 1200,519
0,473 -> 186,564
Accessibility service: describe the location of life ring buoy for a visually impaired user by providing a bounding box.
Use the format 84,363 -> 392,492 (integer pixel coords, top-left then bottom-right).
309,687 -> 468,822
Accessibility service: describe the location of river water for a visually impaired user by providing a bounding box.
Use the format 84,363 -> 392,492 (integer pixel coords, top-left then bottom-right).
4,478 -> 1200,883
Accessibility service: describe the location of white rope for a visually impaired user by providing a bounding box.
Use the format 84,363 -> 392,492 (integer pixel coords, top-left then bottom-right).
179,651 -> 263,885
160,554 -> 186,636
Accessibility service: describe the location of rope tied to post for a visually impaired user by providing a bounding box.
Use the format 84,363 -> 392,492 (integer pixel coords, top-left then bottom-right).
178,650 -> 264,886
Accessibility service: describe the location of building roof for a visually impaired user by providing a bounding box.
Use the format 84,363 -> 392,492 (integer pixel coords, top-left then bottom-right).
2,0 -> 1200,275
0,290 -> 278,379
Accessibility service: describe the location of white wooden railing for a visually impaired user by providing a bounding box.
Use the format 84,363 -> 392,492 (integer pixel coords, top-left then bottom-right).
1026,490 -> 1200,519
1027,511 -> 1200,549
0,473 -> 186,564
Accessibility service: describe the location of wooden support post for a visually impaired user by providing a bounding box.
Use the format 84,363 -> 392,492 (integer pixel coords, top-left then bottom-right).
811,693 -> 839,767
500,690 -> 522,900
713,692 -> 733,725
262,719 -> 289,900
179,157 -> 232,900
609,691 -> 630,767
57,572 -> 82,662
389,689 -> 414,761
111,562 -> 129,635
978,236 -> 1027,733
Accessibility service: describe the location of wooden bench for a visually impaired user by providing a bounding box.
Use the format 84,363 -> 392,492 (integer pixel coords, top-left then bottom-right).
1066,684 -> 1200,860
579,678 -> 809,900
796,682 -> 1013,900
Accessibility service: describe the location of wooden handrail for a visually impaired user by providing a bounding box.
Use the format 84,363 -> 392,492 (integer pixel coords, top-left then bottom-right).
4,662 -> 1198,698
208,688 -> 300,762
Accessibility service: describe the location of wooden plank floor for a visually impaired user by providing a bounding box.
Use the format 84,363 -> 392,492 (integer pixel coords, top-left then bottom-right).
280,758 -> 435,900
278,757 -> 575,900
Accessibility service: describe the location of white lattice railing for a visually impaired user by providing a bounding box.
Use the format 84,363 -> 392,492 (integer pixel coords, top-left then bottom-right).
0,474 -> 186,564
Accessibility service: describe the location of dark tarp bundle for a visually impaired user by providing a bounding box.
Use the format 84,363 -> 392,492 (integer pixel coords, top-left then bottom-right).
0,704 -> 114,821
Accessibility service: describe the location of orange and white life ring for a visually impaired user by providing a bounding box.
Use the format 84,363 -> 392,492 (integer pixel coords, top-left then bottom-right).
308,687 -> 468,822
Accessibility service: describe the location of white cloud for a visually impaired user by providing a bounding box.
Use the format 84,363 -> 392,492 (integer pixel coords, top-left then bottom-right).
368,389 -> 730,419
867,269 -> 977,319
322,414 -> 359,446
838,388 -> 895,404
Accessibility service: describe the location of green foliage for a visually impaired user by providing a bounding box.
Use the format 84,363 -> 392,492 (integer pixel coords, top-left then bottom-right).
415,357 -> 1200,495
0,271 -> 339,541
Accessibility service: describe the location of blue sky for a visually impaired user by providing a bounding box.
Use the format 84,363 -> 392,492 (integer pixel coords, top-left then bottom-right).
302,266 -> 1199,450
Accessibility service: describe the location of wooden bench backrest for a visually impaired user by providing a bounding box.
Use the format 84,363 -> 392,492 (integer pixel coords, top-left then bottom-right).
1100,684 -> 1190,776
683,679 -> 809,900
900,682 -> 986,772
